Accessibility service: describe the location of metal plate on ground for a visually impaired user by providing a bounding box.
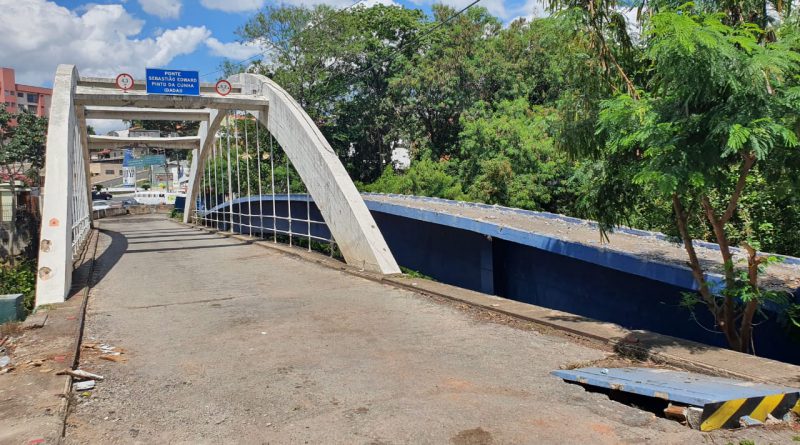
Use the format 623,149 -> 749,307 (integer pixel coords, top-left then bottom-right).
552,367 -> 800,431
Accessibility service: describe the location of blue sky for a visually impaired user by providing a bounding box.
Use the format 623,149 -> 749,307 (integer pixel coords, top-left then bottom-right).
1,0 -> 544,132
4,0 -> 544,87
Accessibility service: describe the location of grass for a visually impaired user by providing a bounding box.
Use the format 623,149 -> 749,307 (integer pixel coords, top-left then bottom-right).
400,266 -> 435,281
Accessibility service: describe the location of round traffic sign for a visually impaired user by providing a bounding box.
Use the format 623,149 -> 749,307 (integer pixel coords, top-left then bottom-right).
215,79 -> 232,96
115,73 -> 134,91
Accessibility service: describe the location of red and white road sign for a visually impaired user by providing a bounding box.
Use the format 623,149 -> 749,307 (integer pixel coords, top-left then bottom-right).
215,79 -> 232,96
115,73 -> 134,92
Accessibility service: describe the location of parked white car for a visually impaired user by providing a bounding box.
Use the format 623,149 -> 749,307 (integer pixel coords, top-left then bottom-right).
92,200 -> 111,211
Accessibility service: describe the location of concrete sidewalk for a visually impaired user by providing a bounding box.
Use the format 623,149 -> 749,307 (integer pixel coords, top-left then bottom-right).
64,215 -> 795,444
0,230 -> 98,445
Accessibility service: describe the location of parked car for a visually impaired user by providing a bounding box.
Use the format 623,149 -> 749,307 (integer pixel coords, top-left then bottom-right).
120,198 -> 137,208
92,191 -> 112,200
92,200 -> 111,211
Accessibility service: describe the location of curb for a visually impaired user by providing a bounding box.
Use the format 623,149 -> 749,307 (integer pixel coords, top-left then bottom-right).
58,227 -> 101,444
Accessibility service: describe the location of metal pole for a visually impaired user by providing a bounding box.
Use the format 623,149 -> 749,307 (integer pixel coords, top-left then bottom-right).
244,113 -> 252,238
212,137 -> 219,230
269,134 -> 276,242
226,111 -> 234,232
306,187 -> 311,252
286,151 -> 292,247
204,153 -> 210,226
255,113 -> 264,239
234,110 -> 242,235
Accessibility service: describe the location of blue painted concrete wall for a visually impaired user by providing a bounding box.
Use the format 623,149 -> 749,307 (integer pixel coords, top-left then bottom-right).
200,195 -> 800,364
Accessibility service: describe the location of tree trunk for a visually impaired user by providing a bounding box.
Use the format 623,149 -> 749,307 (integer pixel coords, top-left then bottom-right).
673,194 -> 741,349
738,243 -> 765,354
6,179 -> 16,267
701,197 -> 739,346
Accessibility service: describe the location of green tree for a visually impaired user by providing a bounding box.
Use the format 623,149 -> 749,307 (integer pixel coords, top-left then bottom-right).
458,99 -> 576,212
0,105 -> 47,265
591,9 -> 800,351
239,4 -> 424,181
362,158 -> 464,200
389,6 -> 502,159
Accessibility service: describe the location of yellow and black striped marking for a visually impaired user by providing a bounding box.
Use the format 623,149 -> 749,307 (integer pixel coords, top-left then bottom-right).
700,392 -> 799,431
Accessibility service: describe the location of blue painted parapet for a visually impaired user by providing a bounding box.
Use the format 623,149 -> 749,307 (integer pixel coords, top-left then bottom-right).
200,194 -> 800,364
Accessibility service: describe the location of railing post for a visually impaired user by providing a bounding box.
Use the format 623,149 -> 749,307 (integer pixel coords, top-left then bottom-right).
36,65 -> 87,306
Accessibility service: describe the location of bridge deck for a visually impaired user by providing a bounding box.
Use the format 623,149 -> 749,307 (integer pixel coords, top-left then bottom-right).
65,215 -> 702,443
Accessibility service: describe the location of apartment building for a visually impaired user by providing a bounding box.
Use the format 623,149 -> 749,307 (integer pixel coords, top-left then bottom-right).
0,67 -> 52,117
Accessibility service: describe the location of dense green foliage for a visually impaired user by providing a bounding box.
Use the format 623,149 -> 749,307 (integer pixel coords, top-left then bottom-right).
228,0 -> 800,351
231,3 -> 800,252
0,261 -> 36,315
0,105 -> 47,267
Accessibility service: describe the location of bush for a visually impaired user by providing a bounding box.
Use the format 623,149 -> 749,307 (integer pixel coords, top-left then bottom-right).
0,260 -> 37,315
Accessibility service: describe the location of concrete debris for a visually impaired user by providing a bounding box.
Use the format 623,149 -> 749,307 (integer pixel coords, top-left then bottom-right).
58,369 -> 104,381
685,407 -> 704,430
663,404 -> 687,423
73,380 -> 96,391
99,344 -> 117,354
0,355 -> 10,367
765,414 -> 783,425
26,359 -> 45,368
739,416 -> 764,427
21,312 -> 48,330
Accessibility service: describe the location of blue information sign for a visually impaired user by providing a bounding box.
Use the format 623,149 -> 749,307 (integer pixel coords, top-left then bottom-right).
145,68 -> 199,96
123,149 -> 166,168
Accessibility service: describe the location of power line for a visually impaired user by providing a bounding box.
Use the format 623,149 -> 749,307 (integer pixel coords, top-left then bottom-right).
200,0 -> 368,80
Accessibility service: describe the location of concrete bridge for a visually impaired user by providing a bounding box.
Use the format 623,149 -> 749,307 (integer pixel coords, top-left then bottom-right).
35,65 -> 399,309
58,213 -> 712,443
26,65 -> 800,443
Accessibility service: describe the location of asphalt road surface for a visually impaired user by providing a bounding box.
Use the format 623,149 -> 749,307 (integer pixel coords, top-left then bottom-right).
63,215 -> 781,444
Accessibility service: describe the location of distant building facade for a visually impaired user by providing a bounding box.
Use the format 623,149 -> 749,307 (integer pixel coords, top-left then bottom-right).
0,67 -> 52,117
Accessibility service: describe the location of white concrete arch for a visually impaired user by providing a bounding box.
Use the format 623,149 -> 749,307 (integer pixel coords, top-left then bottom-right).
186,72 -> 400,275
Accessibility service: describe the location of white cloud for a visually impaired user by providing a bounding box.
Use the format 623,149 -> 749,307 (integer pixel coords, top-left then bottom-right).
139,0 -> 182,19
205,38 -> 263,59
0,0 -> 209,85
617,6 -> 642,42
87,119 -> 129,136
358,0 -> 400,7
518,0 -> 548,20
200,0 -> 372,10
200,0 -> 266,12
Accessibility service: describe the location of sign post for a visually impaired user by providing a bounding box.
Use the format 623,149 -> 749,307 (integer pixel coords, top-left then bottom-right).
145,68 -> 200,96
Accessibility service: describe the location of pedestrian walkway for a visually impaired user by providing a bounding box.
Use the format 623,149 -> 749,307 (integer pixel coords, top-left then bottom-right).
62,215 -> 776,444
